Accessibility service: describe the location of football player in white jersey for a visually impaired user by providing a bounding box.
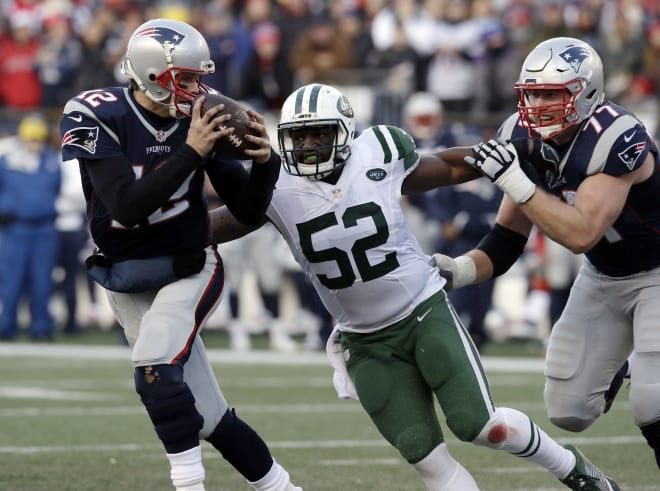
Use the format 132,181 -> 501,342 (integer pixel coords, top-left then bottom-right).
435,37 -> 660,473
210,83 -> 619,490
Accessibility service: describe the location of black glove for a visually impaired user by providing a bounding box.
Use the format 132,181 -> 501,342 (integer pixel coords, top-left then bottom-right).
508,138 -> 561,191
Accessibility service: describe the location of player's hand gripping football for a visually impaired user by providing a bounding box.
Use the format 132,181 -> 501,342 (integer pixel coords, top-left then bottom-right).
464,139 -> 536,204
240,110 -> 273,164
186,95 -> 234,158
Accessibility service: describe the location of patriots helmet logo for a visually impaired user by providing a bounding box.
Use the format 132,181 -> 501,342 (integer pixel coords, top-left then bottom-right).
558,46 -> 591,73
135,26 -> 186,50
62,127 -> 99,154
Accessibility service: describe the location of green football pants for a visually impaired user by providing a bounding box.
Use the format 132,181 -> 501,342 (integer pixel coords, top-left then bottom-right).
341,290 -> 495,463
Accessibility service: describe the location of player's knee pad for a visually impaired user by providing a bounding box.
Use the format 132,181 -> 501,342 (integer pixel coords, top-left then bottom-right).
629,352 -> 660,426
641,420 -> 660,469
549,415 -> 593,433
134,364 -> 203,453
473,407 -> 510,449
396,422 -> 439,464
472,407 -> 534,454
544,389 -> 598,432
205,408 -> 272,482
354,362 -> 440,462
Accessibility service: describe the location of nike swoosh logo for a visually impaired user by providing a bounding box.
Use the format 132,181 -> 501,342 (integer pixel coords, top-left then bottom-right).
68,114 -> 82,123
624,131 -> 636,143
416,308 -> 432,322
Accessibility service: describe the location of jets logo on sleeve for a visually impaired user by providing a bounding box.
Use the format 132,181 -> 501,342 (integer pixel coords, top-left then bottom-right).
618,141 -> 645,170
62,127 -> 99,154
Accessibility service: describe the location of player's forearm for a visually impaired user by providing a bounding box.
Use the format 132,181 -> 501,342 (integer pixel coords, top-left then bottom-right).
520,191 -> 598,253
403,147 -> 479,194
209,206 -> 260,243
434,146 -> 482,183
238,149 -> 280,224
86,145 -> 201,227
466,249 -> 496,283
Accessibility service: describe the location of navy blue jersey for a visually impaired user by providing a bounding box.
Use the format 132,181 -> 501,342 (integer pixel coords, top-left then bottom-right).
60,87 -> 210,260
498,101 -> 660,276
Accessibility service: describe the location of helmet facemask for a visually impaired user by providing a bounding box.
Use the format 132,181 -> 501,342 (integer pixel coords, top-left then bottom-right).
279,120 -> 351,179
155,68 -> 212,118
515,80 -> 584,140
515,37 -> 605,140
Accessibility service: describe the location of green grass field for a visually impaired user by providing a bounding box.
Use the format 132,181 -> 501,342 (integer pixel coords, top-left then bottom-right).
0,339 -> 655,491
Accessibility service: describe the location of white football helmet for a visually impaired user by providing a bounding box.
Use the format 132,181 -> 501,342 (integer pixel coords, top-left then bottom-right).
278,84 -> 355,179
515,37 -> 605,140
121,18 -> 215,118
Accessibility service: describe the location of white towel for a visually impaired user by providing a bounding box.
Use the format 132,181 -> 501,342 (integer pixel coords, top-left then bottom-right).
325,326 -> 359,401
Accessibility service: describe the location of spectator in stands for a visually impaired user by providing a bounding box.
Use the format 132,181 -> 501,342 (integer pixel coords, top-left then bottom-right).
288,13 -> 356,85
403,92 -> 458,150
199,3 -> 238,95
424,0 -> 484,114
400,92 -> 458,254
36,13 -> 83,107
238,21 -> 293,112
0,10 -> 42,108
0,113 -> 61,341
69,2 -> 140,97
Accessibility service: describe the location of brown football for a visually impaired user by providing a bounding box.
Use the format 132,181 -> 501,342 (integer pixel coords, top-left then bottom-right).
192,92 -> 259,160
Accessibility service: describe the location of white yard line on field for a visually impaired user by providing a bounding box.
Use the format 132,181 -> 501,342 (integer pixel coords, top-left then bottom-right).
0,343 -> 545,372
0,434 -> 645,455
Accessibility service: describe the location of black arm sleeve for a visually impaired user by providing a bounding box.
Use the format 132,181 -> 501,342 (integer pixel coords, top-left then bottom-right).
83,144 -> 202,227
205,149 -> 280,226
476,223 -> 528,277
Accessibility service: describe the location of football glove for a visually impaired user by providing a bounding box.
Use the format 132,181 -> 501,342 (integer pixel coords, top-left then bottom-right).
429,253 -> 476,291
508,137 -> 561,191
464,139 -> 536,204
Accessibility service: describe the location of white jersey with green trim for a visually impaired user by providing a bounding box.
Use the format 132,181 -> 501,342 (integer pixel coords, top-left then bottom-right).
267,125 -> 446,333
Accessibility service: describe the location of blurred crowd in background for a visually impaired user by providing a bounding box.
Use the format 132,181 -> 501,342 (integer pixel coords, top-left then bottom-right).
0,0 -> 658,351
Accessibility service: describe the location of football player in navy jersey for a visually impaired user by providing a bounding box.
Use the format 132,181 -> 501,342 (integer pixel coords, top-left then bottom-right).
434,36 -> 660,472
59,19 -> 301,491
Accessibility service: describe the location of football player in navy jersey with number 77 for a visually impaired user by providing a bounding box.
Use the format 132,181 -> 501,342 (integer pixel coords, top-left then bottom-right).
59,18 -> 301,491
434,36 -> 660,473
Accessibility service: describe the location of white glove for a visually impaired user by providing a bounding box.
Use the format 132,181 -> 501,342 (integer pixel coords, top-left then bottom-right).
429,254 -> 477,291
465,140 -> 536,204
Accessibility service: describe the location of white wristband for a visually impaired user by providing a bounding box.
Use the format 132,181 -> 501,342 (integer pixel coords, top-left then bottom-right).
494,163 -> 536,204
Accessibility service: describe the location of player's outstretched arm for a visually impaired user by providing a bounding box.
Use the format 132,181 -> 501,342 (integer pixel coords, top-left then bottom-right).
208,205 -> 264,244
402,146 -> 481,195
